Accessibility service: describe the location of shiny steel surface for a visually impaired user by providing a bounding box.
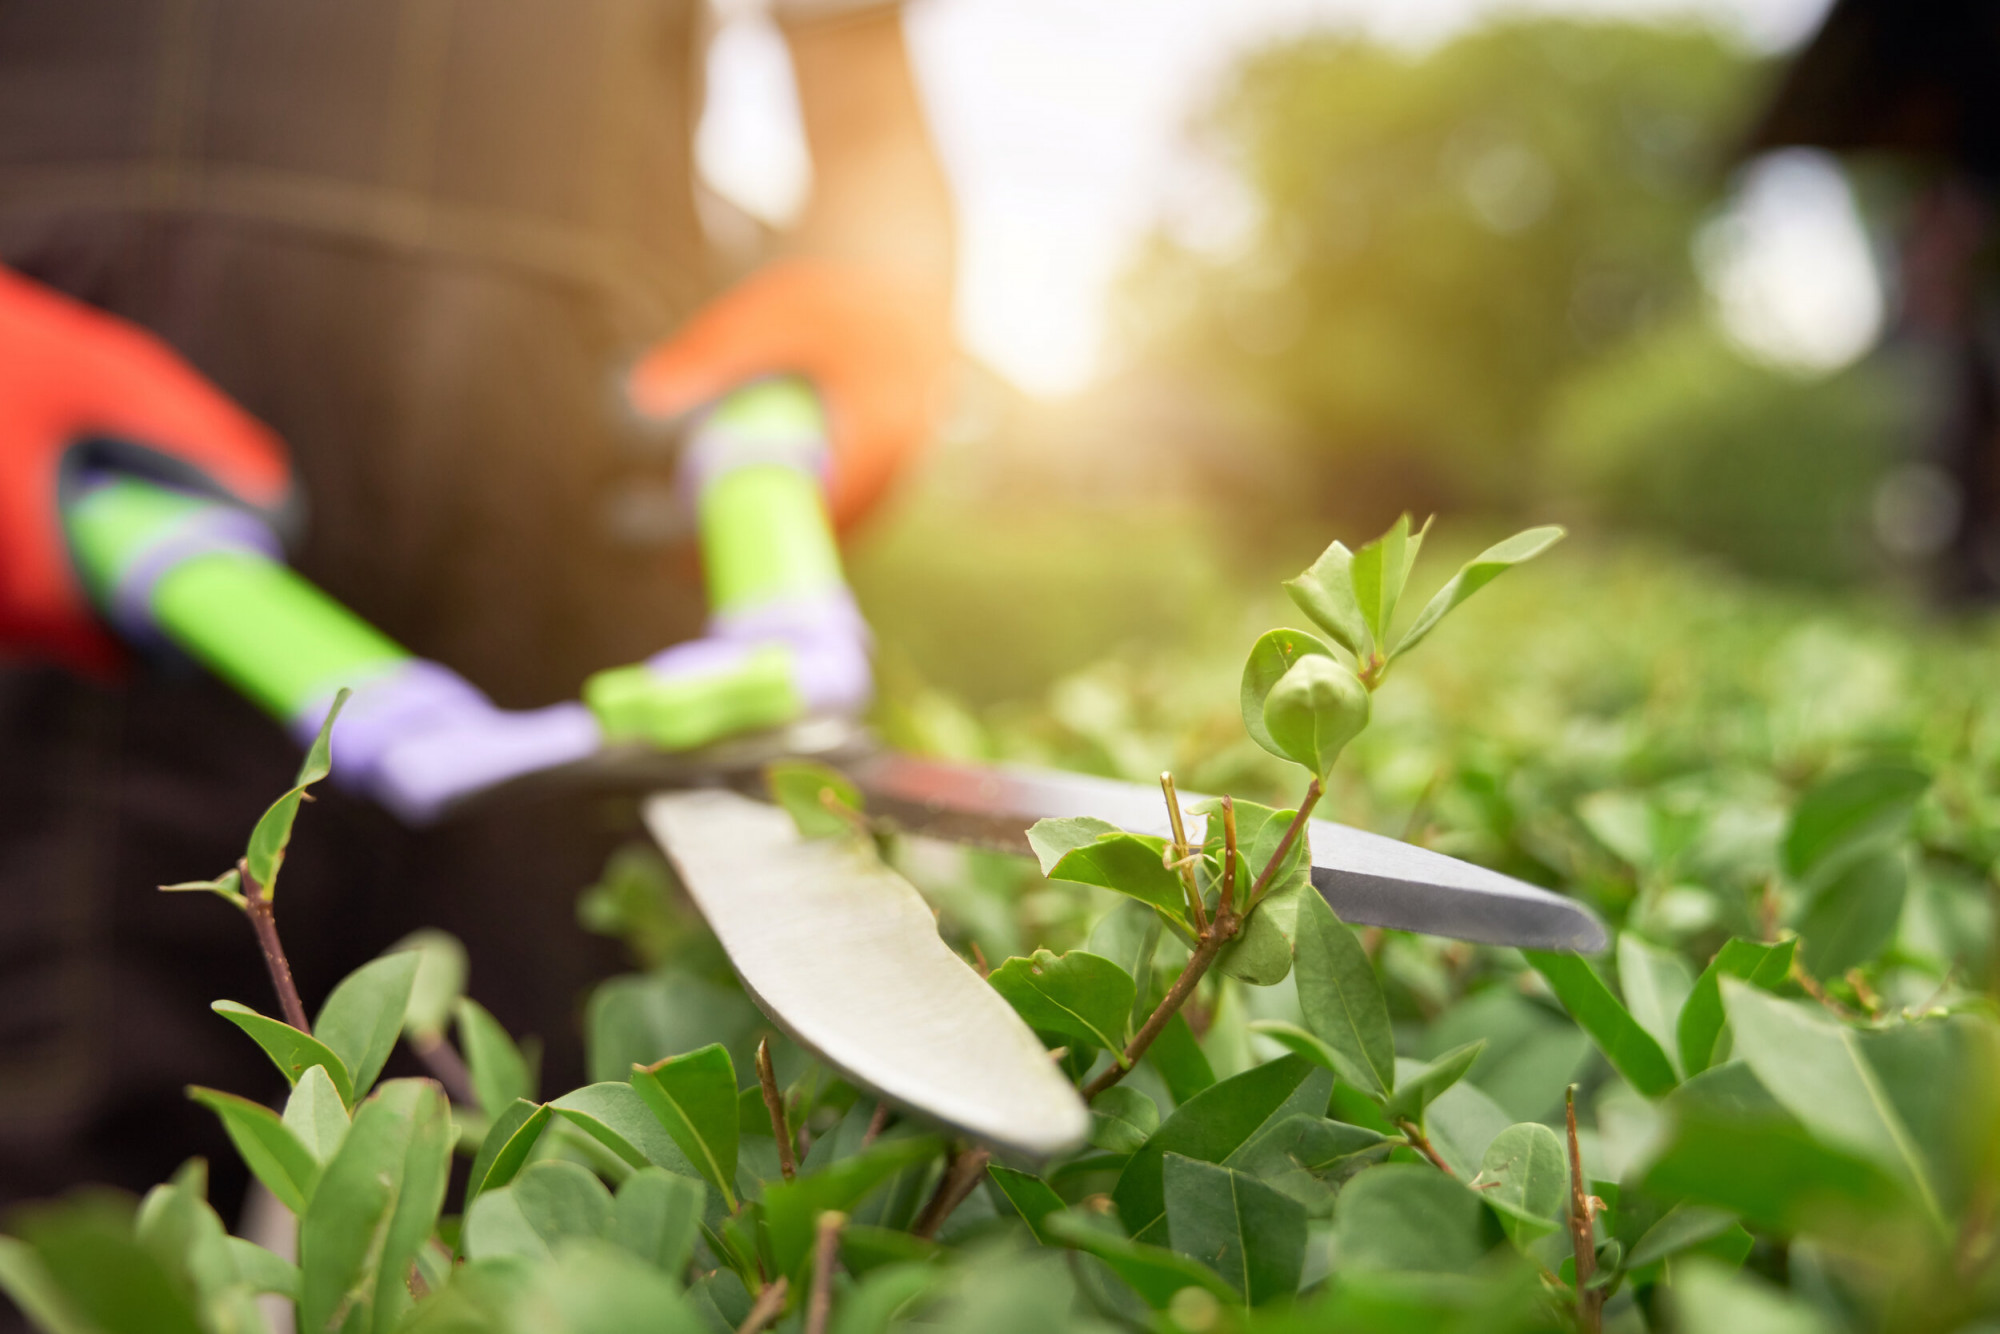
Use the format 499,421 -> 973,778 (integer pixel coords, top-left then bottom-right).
847,752 -> 1609,954
643,788 -> 1092,1159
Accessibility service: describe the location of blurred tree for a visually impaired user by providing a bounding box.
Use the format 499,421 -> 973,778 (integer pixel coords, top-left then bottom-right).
1122,18 -> 1765,518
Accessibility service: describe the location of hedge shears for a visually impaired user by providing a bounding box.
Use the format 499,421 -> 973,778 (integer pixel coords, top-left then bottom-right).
64,380 -> 1604,1159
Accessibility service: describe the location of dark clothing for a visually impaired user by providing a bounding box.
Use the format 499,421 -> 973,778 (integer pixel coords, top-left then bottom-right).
0,0 -> 725,1217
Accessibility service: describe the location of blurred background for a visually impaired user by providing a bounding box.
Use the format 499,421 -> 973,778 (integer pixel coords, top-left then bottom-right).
695,0 -> 2000,732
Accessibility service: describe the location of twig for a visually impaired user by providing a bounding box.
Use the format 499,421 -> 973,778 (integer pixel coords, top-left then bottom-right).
1082,794 -> 1258,1101
805,1212 -> 845,1334
861,1102 -> 891,1149
968,941 -> 990,978
412,1035 -> 478,1107
912,1145 -> 991,1239
734,1276 -> 788,1334
239,860 -> 309,1032
757,1038 -> 796,1181
1220,797 -> 1239,916
1243,780 -> 1322,911
1160,772 -> 1208,933
1082,910 -> 1237,1100
1792,958 -> 1863,1020
1396,1119 -> 1455,1177
1566,1086 -> 1602,1334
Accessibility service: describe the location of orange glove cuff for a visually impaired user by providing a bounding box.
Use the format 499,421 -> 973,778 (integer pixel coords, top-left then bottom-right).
629,257 -> 953,528
0,268 -> 292,671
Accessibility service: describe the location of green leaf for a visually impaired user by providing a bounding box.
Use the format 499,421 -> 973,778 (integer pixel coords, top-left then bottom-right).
1626,1203 -> 1741,1269
1113,1055 -> 1334,1243
1039,828 -> 1191,925
1282,539 -> 1370,659
1332,1163 -> 1492,1273
1147,1012 -> 1217,1102
1527,951 -> 1678,1098
840,1227 -> 939,1278
767,758 -> 865,839
1350,513 -> 1426,653
1026,815 -> 1123,873
1392,525 -> 1563,658
1161,1154 -> 1306,1304
525,1238 -> 705,1333
226,1238 -> 301,1298
1385,1040 -> 1486,1123
1796,849 -> 1906,978
550,1082 -> 697,1177
463,1160 -> 613,1262
1782,762 -> 1928,883
1475,1123 -> 1568,1245
631,1044 -> 742,1209
1089,1086 -> 1160,1155
988,949 -> 1136,1057
1669,1260 -> 1834,1334
282,1065 -> 350,1166
1677,938 -> 1796,1077
988,1165 -> 1067,1243
762,1136 -> 943,1278
389,930 -> 467,1042
1617,934 -> 1695,1077
134,1160 -> 244,1317
1240,627 -> 1339,761
466,1100 -> 553,1210
1291,890 -> 1395,1097
158,867 -> 246,909
828,1260 -> 943,1334
608,1169 -> 706,1276
456,997 -> 535,1114
9,1196 -> 205,1334
1087,899 -> 1162,1030
1230,1115 -> 1394,1214
1643,1104 -> 1912,1233
245,686 -> 348,893
211,1001 -> 354,1106
1262,655 -> 1371,777
187,1086 -> 321,1216
0,1235 -> 91,1334
313,950 -> 419,1103
1720,980 -> 1939,1218
1042,1213 -> 1237,1310
299,1078 -> 453,1334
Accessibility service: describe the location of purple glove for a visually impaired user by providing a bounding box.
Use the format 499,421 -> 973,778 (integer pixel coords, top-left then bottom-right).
291,662 -> 601,825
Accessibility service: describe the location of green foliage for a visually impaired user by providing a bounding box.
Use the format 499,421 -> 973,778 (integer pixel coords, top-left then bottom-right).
987,949 -> 1136,1058
26,521 -> 2000,1334
767,758 -> 866,839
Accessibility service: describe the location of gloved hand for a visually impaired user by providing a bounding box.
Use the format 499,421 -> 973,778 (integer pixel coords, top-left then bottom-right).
590,258 -> 949,754
628,256 -> 952,527
584,378 -> 873,752
0,268 -> 292,671
66,476 -> 599,825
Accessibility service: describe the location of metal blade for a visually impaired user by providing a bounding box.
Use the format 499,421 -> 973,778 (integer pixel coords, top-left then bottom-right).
847,753 -> 1608,955
643,788 -> 1091,1160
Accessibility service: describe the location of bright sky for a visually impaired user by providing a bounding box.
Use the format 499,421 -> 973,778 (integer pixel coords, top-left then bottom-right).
700,0 -> 1848,396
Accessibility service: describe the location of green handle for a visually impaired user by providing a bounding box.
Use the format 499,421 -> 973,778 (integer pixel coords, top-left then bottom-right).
65,477 -> 409,720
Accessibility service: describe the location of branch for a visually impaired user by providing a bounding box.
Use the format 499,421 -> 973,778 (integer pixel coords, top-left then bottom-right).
805,1212 -> 845,1334
1566,1086 -> 1602,1334
861,1101 -> 892,1149
912,1145 -> 991,1239
734,1276 -> 789,1334
1081,796 -> 1253,1101
1396,1119 -> 1454,1177
1159,771 -> 1207,934
756,1038 -> 796,1181
412,1035 -> 478,1107
1243,780 -> 1322,911
239,860 -> 310,1032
